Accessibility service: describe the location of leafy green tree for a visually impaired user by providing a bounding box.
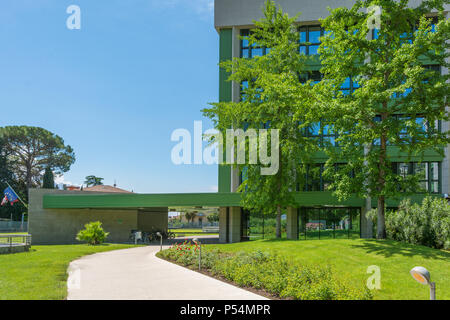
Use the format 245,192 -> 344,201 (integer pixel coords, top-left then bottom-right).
207,212 -> 219,224
42,167 -> 55,189
0,126 -> 75,191
184,211 -> 197,224
203,1 -> 318,238
317,0 -> 450,238
0,133 -> 28,220
84,175 -> 104,187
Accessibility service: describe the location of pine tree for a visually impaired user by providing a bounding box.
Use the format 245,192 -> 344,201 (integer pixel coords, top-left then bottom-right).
43,167 -> 55,189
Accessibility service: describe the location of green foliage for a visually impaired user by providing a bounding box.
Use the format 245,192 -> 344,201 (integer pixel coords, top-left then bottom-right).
206,212 -> 219,223
203,0 -> 318,237
42,167 -> 55,189
84,175 -> 104,187
76,221 -> 109,245
386,197 -> 450,250
0,134 -> 27,220
184,211 -> 197,223
158,245 -> 372,300
317,0 -> 450,238
0,126 -> 75,190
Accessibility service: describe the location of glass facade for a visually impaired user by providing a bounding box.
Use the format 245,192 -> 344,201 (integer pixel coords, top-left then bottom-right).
240,29 -> 268,58
299,207 -> 360,240
394,162 -> 441,193
238,26 -> 444,199
299,25 -> 323,55
241,209 -> 287,240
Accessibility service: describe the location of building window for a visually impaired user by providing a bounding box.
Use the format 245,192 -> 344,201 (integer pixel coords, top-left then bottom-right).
394,162 -> 441,194
241,29 -> 268,58
303,121 -> 338,147
339,76 -> 360,96
299,25 -> 323,55
299,71 -> 323,84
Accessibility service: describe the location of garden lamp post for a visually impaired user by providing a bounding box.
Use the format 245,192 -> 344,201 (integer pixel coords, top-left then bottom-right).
193,237 -> 201,271
156,232 -> 163,252
410,266 -> 436,300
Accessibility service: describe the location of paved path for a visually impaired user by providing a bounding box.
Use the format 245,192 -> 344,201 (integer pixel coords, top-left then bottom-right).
67,246 -> 267,300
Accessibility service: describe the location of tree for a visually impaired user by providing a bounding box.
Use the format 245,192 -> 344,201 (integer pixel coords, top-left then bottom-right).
0,134 -> 27,221
84,175 -> 104,187
207,212 -> 219,224
203,1 -> 317,238
184,211 -> 197,224
42,167 -> 55,189
317,0 -> 449,238
0,126 -> 75,191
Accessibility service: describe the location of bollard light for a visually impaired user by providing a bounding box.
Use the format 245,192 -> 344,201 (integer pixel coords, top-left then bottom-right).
193,238 -> 201,271
410,266 -> 436,300
156,232 -> 162,252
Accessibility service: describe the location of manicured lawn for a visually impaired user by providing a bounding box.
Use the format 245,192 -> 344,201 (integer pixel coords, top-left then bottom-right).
0,244 -> 137,300
208,239 -> 450,300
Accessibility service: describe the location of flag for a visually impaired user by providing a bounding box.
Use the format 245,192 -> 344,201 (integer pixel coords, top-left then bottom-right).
3,187 -> 19,206
1,196 -> 8,206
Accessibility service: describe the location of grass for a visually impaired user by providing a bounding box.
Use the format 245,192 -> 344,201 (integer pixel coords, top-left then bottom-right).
208,239 -> 450,300
0,243 -> 137,300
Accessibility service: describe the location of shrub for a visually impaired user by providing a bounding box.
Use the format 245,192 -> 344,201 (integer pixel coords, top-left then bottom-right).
76,221 -> 109,245
158,246 -> 372,300
386,197 -> 450,250
211,251 -> 372,300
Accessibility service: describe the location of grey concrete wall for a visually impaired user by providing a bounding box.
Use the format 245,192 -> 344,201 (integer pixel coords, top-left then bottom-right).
29,189 -> 138,245
229,206 -> 242,243
137,208 -> 168,232
286,207 -> 298,240
219,207 -> 228,243
215,0 -> 443,29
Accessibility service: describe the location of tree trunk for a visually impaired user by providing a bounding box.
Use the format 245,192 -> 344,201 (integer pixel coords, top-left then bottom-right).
377,196 -> 386,239
276,205 -> 282,238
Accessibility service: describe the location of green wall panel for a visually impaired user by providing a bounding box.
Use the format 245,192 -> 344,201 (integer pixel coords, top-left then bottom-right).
218,28 -> 233,193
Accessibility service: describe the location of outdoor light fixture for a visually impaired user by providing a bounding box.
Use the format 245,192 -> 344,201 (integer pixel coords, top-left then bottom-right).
156,232 -> 163,252
193,238 -> 201,271
410,266 -> 436,300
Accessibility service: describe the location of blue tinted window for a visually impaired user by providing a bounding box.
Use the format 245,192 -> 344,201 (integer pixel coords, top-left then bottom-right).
309,30 -> 321,43
252,47 -> 263,57
373,28 -> 379,39
309,45 -> 319,55
299,25 -> 323,56
300,31 -> 307,43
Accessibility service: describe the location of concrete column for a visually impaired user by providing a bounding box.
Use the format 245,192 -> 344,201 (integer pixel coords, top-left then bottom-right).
360,204 -> 374,239
219,207 -> 228,243
286,207 -> 298,240
229,206 -> 242,243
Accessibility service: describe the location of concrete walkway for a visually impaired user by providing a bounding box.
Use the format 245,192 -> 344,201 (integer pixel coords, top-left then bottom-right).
67,246 -> 267,300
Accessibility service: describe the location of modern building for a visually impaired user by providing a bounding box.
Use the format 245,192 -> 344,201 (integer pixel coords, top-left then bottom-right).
28,0 -> 449,244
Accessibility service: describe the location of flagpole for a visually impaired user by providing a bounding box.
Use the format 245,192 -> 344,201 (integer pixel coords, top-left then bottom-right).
4,181 -> 28,209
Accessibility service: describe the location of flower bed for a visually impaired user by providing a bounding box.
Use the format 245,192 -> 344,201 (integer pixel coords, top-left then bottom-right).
157,241 -> 372,300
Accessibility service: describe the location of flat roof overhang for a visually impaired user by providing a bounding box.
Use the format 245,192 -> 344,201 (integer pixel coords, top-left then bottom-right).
42,191 -> 433,210
43,192 -> 242,209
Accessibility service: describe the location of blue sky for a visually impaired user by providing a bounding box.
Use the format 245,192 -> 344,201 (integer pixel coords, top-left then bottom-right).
0,0 -> 219,193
